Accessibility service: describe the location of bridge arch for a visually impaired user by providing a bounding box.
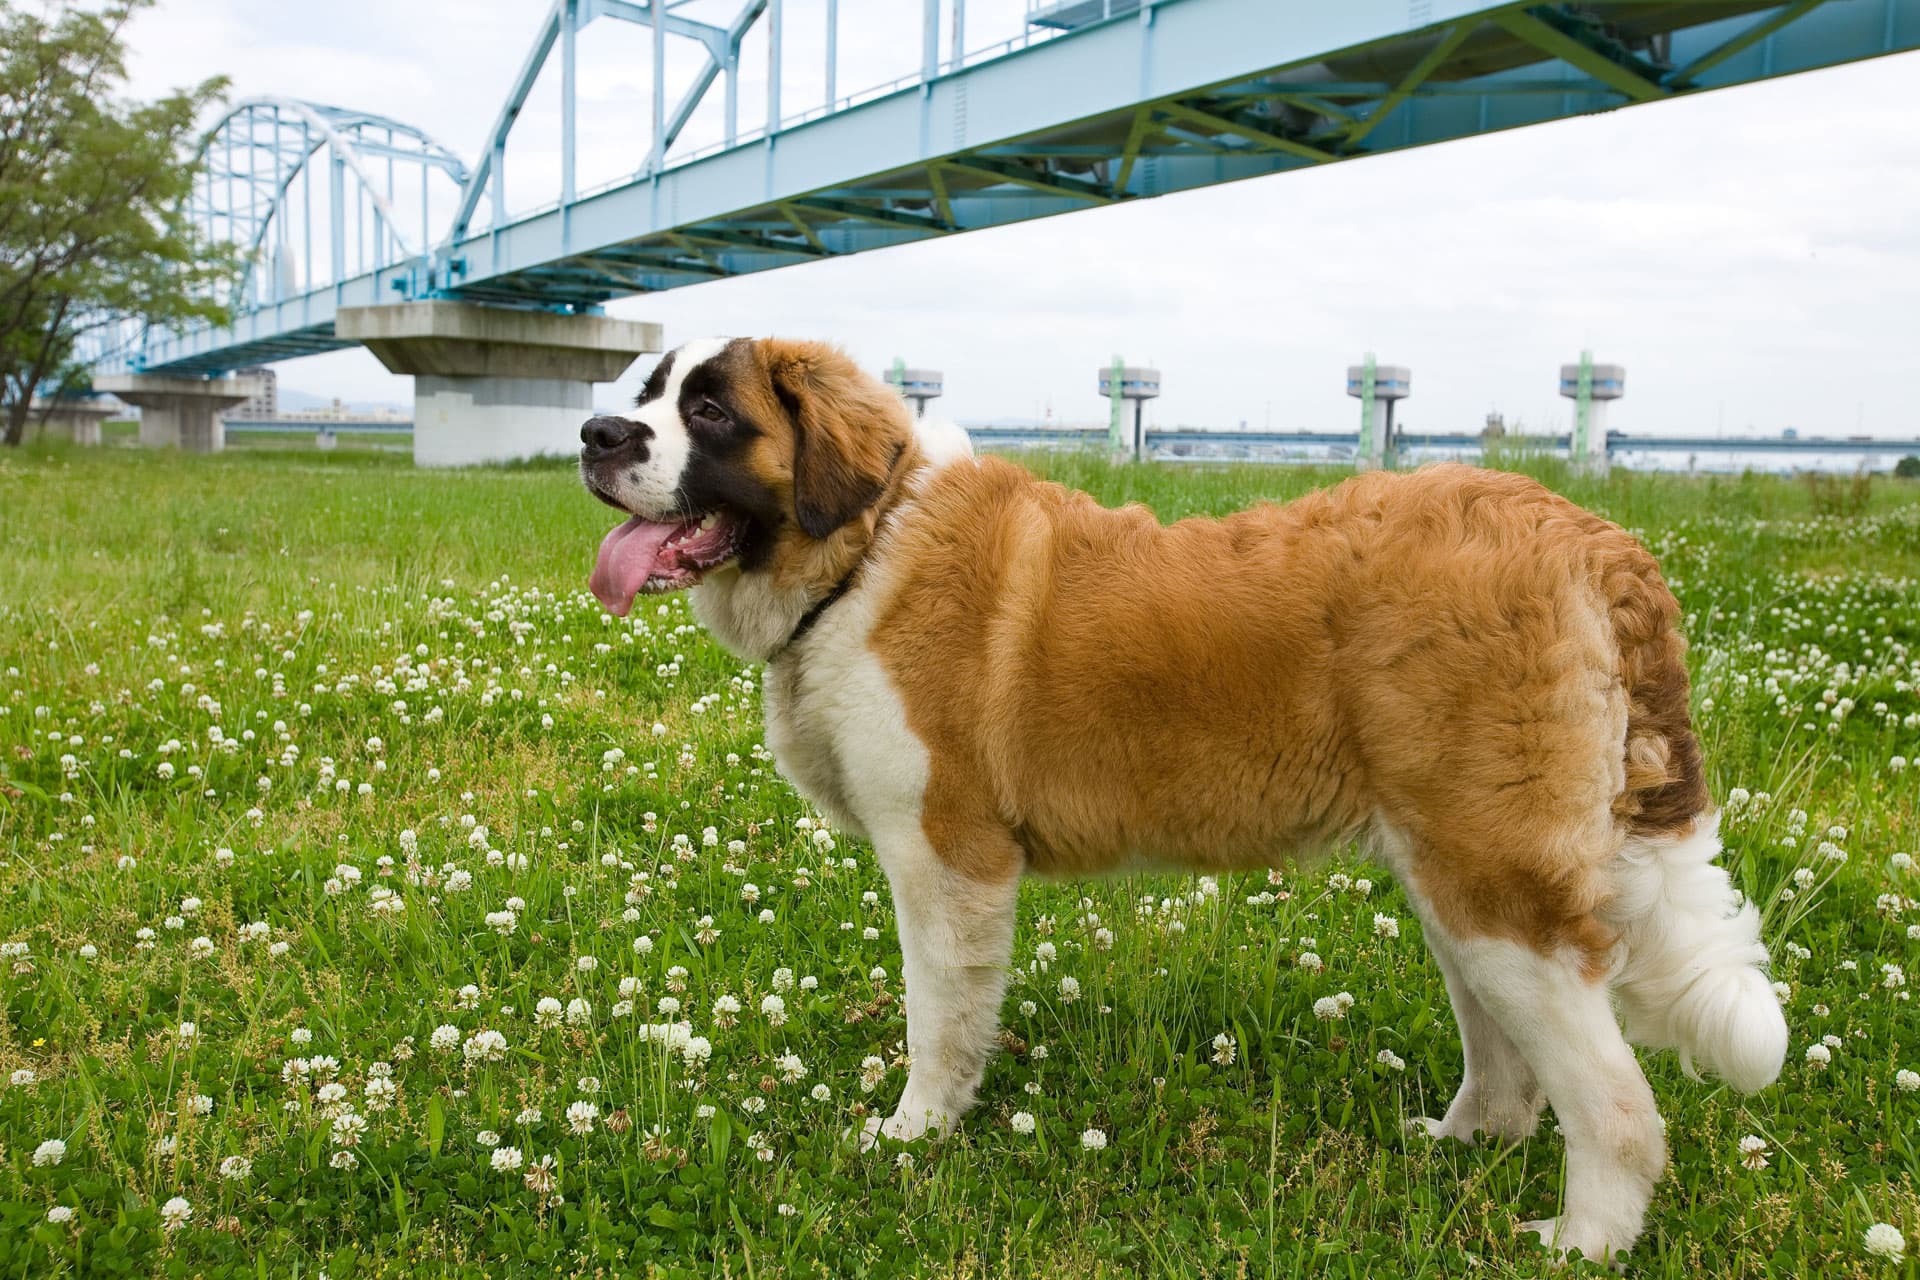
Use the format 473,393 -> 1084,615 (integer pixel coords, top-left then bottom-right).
191,97 -> 471,309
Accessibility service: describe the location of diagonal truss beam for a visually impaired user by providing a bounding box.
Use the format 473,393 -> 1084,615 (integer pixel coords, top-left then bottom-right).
776,204 -> 831,254
936,157 -> 1114,204
1666,0 -> 1829,88
1490,8 -> 1667,102
789,197 -> 951,234
1345,20 -> 1473,146
675,227 -> 831,258
1157,101 -> 1338,163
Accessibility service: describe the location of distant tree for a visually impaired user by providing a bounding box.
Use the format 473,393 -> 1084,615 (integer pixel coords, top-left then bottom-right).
1,0 -> 239,446
1897,455 -> 1920,480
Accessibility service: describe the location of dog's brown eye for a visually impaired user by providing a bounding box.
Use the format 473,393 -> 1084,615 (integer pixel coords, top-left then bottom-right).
693,401 -> 725,423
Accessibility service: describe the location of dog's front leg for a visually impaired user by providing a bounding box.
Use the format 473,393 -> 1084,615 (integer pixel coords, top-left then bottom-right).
861,818 -> 1021,1148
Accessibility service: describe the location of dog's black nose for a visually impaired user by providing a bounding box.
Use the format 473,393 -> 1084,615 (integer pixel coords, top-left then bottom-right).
581,415 -> 646,452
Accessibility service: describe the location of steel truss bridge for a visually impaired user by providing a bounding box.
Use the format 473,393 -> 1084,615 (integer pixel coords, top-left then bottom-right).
94,0 -> 1920,378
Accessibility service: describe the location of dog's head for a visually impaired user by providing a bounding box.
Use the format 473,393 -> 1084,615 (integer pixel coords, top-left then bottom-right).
579,337 -> 914,617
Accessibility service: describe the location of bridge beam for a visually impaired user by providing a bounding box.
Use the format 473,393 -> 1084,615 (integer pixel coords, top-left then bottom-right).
94,373 -> 266,453
336,302 -> 661,467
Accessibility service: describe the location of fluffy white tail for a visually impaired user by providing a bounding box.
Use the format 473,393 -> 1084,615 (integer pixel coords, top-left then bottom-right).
1605,814 -> 1789,1093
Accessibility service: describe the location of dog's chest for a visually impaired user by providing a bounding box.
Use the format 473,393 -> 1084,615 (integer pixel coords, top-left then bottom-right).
760,610 -> 931,842
762,659 -> 863,835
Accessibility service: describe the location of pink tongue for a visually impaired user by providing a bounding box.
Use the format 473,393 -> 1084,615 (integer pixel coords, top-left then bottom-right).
590,516 -> 680,615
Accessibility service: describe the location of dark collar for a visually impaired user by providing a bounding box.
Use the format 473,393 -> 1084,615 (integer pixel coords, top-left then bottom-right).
767,441 -> 911,664
769,566 -> 859,663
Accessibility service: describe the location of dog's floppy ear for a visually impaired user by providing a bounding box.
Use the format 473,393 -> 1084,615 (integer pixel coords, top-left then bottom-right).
764,339 -> 906,539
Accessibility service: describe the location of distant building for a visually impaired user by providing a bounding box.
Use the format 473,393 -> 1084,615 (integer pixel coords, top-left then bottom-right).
221,367 -> 277,421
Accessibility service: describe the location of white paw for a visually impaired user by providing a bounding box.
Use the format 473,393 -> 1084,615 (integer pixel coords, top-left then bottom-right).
853,1108 -> 943,1152
1409,1114 -> 1476,1145
1520,1218 -> 1625,1272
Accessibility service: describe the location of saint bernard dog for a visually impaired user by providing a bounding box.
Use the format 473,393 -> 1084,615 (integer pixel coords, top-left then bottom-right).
579,337 -> 1788,1265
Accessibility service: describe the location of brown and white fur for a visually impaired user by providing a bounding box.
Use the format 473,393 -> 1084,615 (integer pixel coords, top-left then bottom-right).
577,338 -> 1789,1266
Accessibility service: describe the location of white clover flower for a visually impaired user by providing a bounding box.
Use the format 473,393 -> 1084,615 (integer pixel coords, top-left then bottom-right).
1058,976 -> 1081,1002
476,1130 -> 501,1148
1313,996 -> 1347,1022
47,1206 -> 74,1224
1080,1128 -> 1108,1150
776,1053 -> 807,1084
491,1146 -> 525,1173
632,934 -> 654,955
809,1083 -> 831,1102
566,1100 -> 599,1134
12,1067 -> 39,1087
534,997 -> 563,1028
218,1155 -> 251,1181
33,1139 -> 66,1166
429,1024 -> 460,1053
484,909 -> 517,936
330,1112 -> 368,1146
1376,1049 -> 1406,1072
1896,1070 -> 1920,1093
463,1029 -> 509,1064
177,1021 -> 198,1045
1373,914 -> 1399,940
565,998 -> 592,1026
771,968 -> 795,993
1297,952 -> 1323,973
188,1094 -> 213,1116
1737,1134 -> 1769,1170
330,1150 -> 357,1169
1011,1111 -> 1037,1135
1210,1033 -> 1236,1066
1805,1043 -> 1832,1067
159,1197 -> 192,1230
761,994 -> 787,1026
1864,1223 -> 1906,1262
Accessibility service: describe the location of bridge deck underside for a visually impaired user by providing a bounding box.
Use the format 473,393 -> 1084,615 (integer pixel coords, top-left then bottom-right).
132,0 -> 1918,377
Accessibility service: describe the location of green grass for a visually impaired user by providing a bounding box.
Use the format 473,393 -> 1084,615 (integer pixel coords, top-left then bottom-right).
1,442 -> 1917,1278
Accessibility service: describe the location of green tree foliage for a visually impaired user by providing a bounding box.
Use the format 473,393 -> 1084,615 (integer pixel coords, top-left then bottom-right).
0,0 -> 239,445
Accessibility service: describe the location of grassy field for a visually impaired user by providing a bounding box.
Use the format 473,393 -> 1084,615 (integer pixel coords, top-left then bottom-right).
1,443 -> 1917,1279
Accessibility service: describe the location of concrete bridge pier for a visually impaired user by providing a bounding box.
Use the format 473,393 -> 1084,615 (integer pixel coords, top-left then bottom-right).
29,397 -> 119,445
94,373 -> 266,452
337,302 -> 660,467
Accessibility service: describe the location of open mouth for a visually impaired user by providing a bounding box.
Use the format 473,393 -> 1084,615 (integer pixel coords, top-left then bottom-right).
589,508 -> 743,615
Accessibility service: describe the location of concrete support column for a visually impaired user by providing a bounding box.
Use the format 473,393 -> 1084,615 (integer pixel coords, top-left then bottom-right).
30,400 -> 116,445
94,374 -> 265,454
337,302 -> 660,467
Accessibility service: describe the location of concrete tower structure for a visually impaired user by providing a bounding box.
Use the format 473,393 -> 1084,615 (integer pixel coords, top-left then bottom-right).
1100,358 -> 1160,461
1345,355 -> 1410,470
1559,351 -> 1623,474
885,360 -> 944,418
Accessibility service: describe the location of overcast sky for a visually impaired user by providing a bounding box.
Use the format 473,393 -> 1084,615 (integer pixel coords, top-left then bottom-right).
123,1 -> 1920,438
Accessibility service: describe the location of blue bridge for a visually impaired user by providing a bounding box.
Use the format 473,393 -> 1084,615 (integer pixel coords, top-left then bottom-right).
86,0 -> 1920,464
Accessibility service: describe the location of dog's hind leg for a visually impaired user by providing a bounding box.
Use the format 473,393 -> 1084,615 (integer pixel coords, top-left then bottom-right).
1430,913 -> 1666,1267
1410,927 -> 1545,1145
